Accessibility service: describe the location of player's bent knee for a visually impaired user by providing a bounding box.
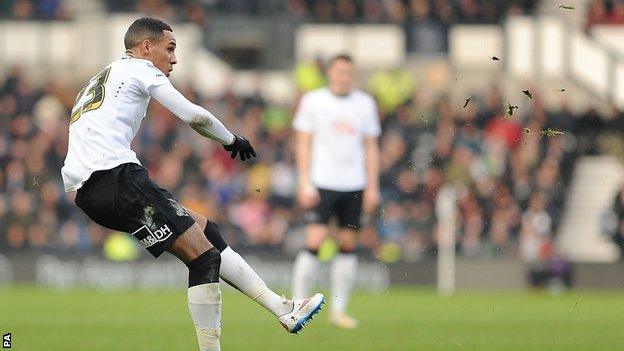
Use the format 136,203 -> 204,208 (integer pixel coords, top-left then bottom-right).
306,237 -> 325,251
337,228 -> 358,250
306,225 -> 328,249
168,224 -> 214,263
338,246 -> 356,254
203,220 -> 228,252
186,247 -> 221,287
185,207 -> 207,230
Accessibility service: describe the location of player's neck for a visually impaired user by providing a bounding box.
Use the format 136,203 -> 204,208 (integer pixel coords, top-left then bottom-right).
125,50 -> 148,60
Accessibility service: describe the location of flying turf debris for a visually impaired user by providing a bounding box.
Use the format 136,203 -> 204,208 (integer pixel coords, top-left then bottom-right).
522,90 -> 533,99
505,103 -> 519,117
463,96 -> 471,109
539,128 -> 565,138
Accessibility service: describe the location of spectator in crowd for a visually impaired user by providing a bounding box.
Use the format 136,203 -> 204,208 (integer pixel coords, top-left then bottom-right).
587,0 -> 624,30
605,183 -> 624,256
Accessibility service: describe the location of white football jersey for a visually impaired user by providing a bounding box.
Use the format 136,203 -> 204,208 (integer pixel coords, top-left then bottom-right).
61,56 -> 171,192
292,88 -> 381,192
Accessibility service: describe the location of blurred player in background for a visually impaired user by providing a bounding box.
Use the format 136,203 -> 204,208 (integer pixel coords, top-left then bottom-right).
292,54 -> 381,329
61,17 -> 324,351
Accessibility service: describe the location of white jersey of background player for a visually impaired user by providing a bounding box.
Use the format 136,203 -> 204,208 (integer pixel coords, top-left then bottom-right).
61,17 -> 324,351
293,87 -> 380,191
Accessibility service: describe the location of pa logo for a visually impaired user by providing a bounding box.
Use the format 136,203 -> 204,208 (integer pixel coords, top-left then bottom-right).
2,333 -> 10,348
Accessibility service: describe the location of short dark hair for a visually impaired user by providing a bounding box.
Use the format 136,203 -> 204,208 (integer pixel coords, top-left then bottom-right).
124,17 -> 173,50
328,54 -> 353,67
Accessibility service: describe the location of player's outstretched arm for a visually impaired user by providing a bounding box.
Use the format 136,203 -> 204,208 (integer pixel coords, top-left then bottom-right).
151,83 -> 234,145
150,84 -> 256,161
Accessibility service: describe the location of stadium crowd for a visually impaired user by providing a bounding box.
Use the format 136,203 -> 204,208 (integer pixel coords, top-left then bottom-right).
1,61 -> 619,262
0,0 -> 71,20
0,0 -> 539,22
0,0 -> 537,56
103,0 -> 536,53
104,0 -> 536,23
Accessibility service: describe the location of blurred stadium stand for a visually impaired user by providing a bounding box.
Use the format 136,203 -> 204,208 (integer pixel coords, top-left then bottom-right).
2,0 -> 624,289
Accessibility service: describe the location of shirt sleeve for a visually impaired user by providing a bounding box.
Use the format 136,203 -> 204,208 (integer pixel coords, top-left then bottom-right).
292,93 -> 315,132
364,96 -> 381,137
133,61 -> 171,95
150,83 -> 235,145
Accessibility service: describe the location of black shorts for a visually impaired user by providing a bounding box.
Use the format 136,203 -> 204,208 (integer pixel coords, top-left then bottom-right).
75,163 -> 195,258
304,188 -> 363,229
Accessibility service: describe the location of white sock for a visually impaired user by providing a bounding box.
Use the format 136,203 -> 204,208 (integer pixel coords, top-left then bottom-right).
188,283 -> 221,351
330,253 -> 358,315
220,246 -> 293,317
292,250 -> 320,299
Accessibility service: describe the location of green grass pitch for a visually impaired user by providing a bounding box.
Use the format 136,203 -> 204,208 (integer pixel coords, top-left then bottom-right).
1,286 -> 623,350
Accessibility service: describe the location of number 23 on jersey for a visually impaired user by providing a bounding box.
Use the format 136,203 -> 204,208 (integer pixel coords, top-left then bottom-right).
70,67 -> 111,124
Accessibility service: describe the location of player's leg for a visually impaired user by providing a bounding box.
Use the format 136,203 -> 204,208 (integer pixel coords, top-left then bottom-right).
187,208 -> 325,333
292,224 -> 327,298
329,227 -> 358,329
168,226 -> 222,351
167,222 -> 213,261
293,189 -> 338,299
328,190 -> 363,329
186,209 -> 294,316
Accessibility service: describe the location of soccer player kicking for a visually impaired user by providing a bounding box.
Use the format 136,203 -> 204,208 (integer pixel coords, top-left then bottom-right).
292,54 -> 381,329
61,17 -> 324,351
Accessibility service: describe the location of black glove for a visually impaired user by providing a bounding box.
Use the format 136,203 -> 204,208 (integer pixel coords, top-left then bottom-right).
223,135 -> 257,161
